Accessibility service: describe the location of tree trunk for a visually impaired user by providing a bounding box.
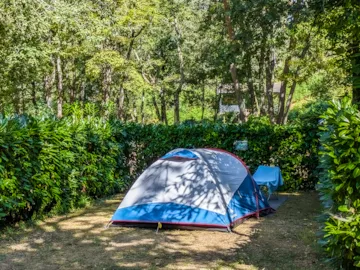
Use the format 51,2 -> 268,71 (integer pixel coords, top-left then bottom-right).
282,34 -> 312,124
247,79 -> 257,115
283,81 -> 297,124
223,0 -> 246,122
117,87 -> 125,120
14,88 -> 20,114
56,56 -> 63,118
115,27 -> 145,120
152,95 -> 161,122
140,90 -> 145,124
351,44 -> 360,105
31,81 -> 37,107
222,0 -> 234,39
259,32 -> 267,115
265,47 -> 275,124
173,18 -> 185,124
174,90 -> 180,124
230,64 -> 246,121
213,82 -> 221,121
102,66 -> 111,109
201,82 -> 205,120
44,58 -> 56,108
123,90 -> 130,123
70,69 -> 76,104
80,82 -> 85,107
131,101 -> 137,122
277,36 -> 296,124
245,55 -> 258,115
160,87 -> 168,125
21,87 -> 25,114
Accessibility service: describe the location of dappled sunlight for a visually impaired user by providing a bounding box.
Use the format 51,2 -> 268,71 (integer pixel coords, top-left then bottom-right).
0,192 -> 330,270
33,238 -> 45,244
10,243 -> 37,252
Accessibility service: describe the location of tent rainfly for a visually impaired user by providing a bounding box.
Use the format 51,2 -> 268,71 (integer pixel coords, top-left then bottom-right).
110,148 -> 273,231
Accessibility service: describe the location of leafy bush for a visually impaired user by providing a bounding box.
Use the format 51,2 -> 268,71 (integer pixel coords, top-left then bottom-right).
0,108 -> 321,227
288,100 -> 329,124
318,98 -> 360,269
120,117 -> 320,191
0,114 -> 126,226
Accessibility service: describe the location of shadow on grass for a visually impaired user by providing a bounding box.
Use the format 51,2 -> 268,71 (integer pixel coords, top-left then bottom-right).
0,192 -> 331,270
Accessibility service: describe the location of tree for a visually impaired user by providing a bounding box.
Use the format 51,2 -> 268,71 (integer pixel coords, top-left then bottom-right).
311,0 -> 360,105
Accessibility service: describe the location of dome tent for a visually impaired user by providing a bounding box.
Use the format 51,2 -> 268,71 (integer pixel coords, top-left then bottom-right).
111,148 -> 273,231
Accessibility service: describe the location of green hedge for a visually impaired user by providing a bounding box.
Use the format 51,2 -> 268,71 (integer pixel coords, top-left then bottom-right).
0,111 -> 320,227
318,98 -> 360,269
0,115 -> 127,225
119,118 -> 320,191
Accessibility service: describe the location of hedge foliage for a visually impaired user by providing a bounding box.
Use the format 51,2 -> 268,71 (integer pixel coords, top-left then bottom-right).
0,113 -> 127,225
318,98 -> 360,269
0,105 -> 322,226
120,118 -> 320,191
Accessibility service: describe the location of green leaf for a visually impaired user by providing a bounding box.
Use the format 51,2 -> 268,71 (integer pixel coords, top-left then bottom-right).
353,167 -> 360,178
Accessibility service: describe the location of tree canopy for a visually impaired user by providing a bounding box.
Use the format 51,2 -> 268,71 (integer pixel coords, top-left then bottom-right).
0,0 -> 356,124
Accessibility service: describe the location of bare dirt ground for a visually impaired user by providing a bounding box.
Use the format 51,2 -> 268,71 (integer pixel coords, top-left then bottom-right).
0,192 -> 331,270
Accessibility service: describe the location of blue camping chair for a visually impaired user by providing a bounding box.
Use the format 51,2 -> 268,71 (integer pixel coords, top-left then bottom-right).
253,165 -> 284,200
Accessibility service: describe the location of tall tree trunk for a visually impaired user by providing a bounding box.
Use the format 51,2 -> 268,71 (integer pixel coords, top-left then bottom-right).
80,82 -> 86,108
131,101 -> 137,122
230,64 -> 246,121
174,91 -> 180,124
259,32 -> 267,115
44,58 -> 56,108
152,95 -> 161,122
247,79 -> 257,115
277,36 -> 296,124
265,47 -> 275,124
140,90 -> 145,124
56,56 -> 63,119
160,87 -> 168,125
173,18 -> 185,124
351,44 -> 360,105
31,81 -> 37,107
70,68 -> 76,104
245,55 -> 257,115
213,82 -> 221,121
21,86 -> 25,114
117,87 -> 125,120
14,88 -> 20,114
123,91 -> 130,123
282,34 -> 312,124
116,27 -> 145,120
102,66 -> 111,110
223,0 -> 246,122
201,82 -> 205,120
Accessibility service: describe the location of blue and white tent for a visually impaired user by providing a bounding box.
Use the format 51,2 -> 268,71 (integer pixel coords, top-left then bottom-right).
111,148 -> 272,230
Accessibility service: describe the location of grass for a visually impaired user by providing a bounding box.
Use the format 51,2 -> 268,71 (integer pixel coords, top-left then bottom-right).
0,192 -> 331,270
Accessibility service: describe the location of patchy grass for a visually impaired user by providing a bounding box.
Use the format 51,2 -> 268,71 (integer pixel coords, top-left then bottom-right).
0,192 -> 331,270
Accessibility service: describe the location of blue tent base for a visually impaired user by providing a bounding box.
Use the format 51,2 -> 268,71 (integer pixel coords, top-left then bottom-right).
110,207 -> 274,232
110,221 -> 230,232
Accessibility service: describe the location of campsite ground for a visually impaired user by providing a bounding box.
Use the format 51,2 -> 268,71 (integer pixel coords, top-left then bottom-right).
0,192 -> 331,270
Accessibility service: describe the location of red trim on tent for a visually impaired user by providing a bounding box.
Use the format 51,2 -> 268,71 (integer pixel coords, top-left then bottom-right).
230,207 -> 274,226
111,207 -> 273,229
111,220 -> 229,229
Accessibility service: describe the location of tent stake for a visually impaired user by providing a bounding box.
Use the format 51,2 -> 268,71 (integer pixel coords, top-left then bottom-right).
105,220 -> 113,229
